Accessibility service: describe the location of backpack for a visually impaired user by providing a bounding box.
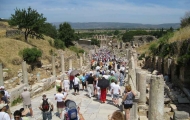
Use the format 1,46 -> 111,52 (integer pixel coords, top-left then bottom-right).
42,99 -> 49,111
65,100 -> 78,120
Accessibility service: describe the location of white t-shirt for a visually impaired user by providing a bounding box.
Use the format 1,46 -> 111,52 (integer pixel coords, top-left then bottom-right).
110,82 -> 115,91
55,93 -> 65,102
0,112 -> 10,120
112,84 -> 120,94
73,77 -> 80,85
63,80 -> 70,87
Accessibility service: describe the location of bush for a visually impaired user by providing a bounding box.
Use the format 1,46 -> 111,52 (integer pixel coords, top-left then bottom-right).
54,39 -> 65,50
149,43 -> 158,55
20,48 -> 42,64
69,46 -> 84,54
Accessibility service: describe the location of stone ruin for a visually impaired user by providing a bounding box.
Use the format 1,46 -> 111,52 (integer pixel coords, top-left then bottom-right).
0,51 -> 90,104
121,48 -> 190,120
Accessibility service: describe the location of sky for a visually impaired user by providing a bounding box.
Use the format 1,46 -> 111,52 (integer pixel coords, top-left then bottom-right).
0,0 -> 190,24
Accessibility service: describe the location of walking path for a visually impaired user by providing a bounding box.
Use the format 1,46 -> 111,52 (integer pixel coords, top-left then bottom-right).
10,84 -> 125,120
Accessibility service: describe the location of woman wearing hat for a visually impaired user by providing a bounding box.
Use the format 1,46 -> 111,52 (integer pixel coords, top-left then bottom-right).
0,103 -> 10,120
61,76 -> 70,94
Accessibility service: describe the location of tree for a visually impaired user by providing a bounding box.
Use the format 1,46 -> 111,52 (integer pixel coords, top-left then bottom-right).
58,22 -> 75,47
41,23 -> 57,39
9,7 -> 46,42
181,11 -> 190,28
114,30 -> 120,35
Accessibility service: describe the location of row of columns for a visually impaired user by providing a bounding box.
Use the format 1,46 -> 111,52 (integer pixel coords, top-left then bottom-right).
0,52 -> 85,87
126,48 -> 165,120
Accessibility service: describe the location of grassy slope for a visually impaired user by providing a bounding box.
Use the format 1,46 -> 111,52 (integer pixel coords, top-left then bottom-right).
137,25 -> 190,54
0,21 -> 78,79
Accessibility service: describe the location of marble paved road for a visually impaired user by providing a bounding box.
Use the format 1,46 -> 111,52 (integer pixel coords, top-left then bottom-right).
10,85 -> 125,120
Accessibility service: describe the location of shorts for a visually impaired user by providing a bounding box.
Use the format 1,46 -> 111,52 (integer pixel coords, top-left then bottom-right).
82,82 -> 86,86
113,94 -> 119,99
124,104 -> 133,109
23,104 -> 32,109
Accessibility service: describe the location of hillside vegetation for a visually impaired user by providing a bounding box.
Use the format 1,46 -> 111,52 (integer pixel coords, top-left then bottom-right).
137,25 -> 190,55
0,21 -> 79,79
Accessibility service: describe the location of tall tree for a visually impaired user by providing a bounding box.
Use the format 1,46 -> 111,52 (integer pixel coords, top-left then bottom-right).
58,22 -> 75,47
41,23 -> 57,39
181,11 -> 190,28
8,7 -> 46,42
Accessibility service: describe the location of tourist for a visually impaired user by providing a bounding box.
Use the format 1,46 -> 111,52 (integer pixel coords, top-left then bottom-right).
62,76 -> 70,94
20,108 -> 31,117
73,74 -> 80,95
20,108 -> 30,120
0,86 -> 10,99
110,79 -> 115,103
81,73 -> 87,91
55,88 -> 67,117
119,70 -> 125,86
100,76 -> 108,103
20,87 -> 33,117
122,85 -> 136,120
112,81 -> 121,107
108,110 -> 124,120
1,90 -> 11,117
13,110 -> 22,120
39,93 -> 54,120
86,73 -> 95,98
0,103 -> 10,120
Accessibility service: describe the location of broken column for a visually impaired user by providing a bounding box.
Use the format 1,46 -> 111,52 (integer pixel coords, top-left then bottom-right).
0,63 -> 3,86
80,56 -> 83,68
61,53 -> 65,73
69,59 -> 72,70
148,75 -> 164,120
83,52 -> 86,62
22,61 -> 28,85
137,71 -> 147,105
52,55 -> 56,77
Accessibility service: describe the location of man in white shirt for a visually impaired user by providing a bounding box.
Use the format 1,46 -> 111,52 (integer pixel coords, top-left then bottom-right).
39,93 -> 54,120
112,81 -> 121,107
0,103 -> 10,120
73,74 -> 80,95
110,79 -> 115,102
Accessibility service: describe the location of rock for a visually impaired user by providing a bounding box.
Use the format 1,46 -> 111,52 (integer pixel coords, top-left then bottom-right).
170,104 -> 177,111
152,70 -> 158,75
178,97 -> 190,104
3,72 -> 8,78
18,73 -> 22,77
139,116 -> 148,120
174,111 -> 189,120
182,88 -> 190,100
164,98 -> 171,104
164,107 -> 171,112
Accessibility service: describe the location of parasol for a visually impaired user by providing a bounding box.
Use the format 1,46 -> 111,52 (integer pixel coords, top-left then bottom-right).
98,77 -> 110,89
70,70 -> 80,76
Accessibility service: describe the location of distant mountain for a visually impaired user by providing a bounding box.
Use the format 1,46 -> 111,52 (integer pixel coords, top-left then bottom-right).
52,22 -> 180,29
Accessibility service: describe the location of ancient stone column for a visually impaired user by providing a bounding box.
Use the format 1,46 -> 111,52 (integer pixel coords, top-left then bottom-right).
135,68 -> 141,91
22,61 -> 28,85
69,59 -> 72,70
80,56 -> 83,67
0,63 -> 3,86
52,55 -> 56,77
148,75 -> 164,120
126,49 -> 129,60
61,53 -> 65,73
137,71 -> 147,105
83,52 -> 86,61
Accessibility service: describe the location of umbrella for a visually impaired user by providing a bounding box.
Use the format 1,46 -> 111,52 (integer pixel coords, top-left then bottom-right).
70,70 -> 80,76
98,78 -> 110,89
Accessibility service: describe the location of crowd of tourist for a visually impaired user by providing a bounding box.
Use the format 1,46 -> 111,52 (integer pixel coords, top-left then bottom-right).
0,48 -> 136,120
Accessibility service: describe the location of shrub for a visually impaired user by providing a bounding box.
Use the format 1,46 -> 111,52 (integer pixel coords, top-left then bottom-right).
54,39 -> 65,50
149,43 -> 158,55
69,46 -> 84,54
20,48 -> 42,64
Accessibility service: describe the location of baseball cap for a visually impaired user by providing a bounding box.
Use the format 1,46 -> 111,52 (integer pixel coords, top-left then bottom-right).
0,103 -> 7,109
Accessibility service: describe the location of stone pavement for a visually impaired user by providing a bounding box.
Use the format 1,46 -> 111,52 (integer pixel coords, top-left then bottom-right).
10,84 -> 125,120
